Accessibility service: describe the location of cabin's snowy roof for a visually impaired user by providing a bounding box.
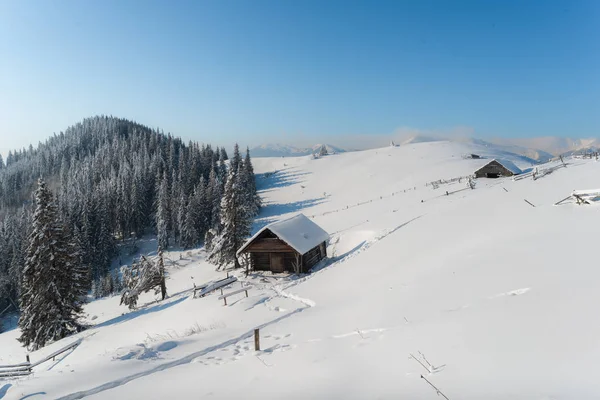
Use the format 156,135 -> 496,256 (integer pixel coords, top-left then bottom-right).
477,159 -> 523,175
237,214 -> 329,256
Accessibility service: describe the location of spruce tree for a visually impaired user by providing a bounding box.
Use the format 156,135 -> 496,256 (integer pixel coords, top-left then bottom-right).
243,147 -> 261,216
72,225 -> 92,297
204,168 -> 222,252
192,177 -> 209,239
207,167 -> 252,269
156,174 -> 170,250
207,168 -> 222,230
112,268 -> 123,293
181,197 -> 199,249
220,147 -> 228,161
218,150 -> 227,184
170,170 -> 182,241
230,143 -> 242,175
18,178 -> 84,350
102,273 -> 114,296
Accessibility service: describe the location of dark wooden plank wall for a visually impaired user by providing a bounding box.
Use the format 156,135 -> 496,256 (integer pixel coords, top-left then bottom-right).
246,238 -> 295,253
251,253 -> 271,271
303,241 -> 327,271
251,252 -> 299,271
474,161 -> 514,178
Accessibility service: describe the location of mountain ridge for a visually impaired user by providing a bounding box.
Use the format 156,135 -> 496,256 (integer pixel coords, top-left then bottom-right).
249,143 -> 347,158
250,135 -> 599,161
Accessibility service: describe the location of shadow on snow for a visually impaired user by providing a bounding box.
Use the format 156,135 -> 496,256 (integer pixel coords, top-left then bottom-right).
250,197 -> 327,235
256,169 -> 311,191
57,307 -> 310,400
0,384 -> 12,400
94,297 -> 187,330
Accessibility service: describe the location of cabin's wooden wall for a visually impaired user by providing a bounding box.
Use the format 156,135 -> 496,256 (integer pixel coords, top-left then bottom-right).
474,161 -> 514,178
251,253 -> 271,271
303,241 -> 327,271
250,251 -> 299,271
245,238 -> 295,253
243,228 -> 328,274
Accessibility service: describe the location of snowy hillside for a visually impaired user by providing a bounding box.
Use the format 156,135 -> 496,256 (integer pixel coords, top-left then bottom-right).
2,140 -> 600,399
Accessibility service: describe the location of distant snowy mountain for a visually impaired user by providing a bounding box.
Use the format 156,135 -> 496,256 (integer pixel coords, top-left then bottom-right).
391,135 -> 553,163
461,138 -> 555,163
250,135 -> 599,161
393,134 -> 585,162
487,137 -> 600,159
249,143 -> 346,158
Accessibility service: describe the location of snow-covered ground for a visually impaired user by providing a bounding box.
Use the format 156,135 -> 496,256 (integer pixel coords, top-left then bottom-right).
2,140 -> 600,399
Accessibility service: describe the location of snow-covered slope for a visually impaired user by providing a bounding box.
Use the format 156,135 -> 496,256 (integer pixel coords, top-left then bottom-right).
2,141 -> 600,400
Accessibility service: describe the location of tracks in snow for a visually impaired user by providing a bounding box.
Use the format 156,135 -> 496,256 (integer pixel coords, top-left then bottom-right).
57,307 -> 308,400
58,215 -> 424,399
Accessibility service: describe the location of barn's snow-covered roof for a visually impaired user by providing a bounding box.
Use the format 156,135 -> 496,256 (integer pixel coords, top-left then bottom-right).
476,159 -> 523,175
237,214 -> 329,256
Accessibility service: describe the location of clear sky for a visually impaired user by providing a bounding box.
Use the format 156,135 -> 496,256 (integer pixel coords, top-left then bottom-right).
0,0 -> 598,154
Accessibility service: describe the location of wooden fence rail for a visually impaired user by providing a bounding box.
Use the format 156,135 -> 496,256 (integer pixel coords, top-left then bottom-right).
0,338 -> 82,379
0,365 -> 32,378
30,338 -> 82,368
194,276 -> 238,298
218,287 -> 252,306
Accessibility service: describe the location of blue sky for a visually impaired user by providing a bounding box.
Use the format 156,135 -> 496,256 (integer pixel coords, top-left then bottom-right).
0,0 -> 598,154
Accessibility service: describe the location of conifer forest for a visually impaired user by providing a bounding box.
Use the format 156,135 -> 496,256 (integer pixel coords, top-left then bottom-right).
0,116 -> 259,345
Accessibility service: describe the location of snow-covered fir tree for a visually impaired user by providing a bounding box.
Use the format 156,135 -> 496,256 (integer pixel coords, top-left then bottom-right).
230,143 -> 243,175
192,176 -> 209,240
207,165 -> 253,269
220,147 -> 228,162
181,197 -> 199,249
243,147 -> 261,217
18,178 -> 85,350
156,173 -> 170,251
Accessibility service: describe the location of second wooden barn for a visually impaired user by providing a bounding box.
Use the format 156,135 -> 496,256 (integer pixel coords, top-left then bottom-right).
474,159 -> 522,178
237,214 -> 329,274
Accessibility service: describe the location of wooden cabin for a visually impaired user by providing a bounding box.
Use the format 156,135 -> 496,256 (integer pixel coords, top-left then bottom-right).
237,214 -> 329,274
474,159 -> 522,178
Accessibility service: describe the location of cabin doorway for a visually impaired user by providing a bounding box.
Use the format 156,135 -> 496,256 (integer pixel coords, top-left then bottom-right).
486,173 -> 499,178
270,254 -> 285,273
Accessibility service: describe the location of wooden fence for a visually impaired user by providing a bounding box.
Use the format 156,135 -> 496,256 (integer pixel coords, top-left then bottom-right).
194,276 -> 238,298
0,338 -> 82,379
426,175 -> 474,189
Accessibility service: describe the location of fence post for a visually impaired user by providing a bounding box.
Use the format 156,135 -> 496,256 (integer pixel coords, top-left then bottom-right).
26,354 -> 30,363
254,328 -> 260,351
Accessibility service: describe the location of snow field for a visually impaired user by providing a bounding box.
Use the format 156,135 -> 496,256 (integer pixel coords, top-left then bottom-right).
2,140 -> 600,399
